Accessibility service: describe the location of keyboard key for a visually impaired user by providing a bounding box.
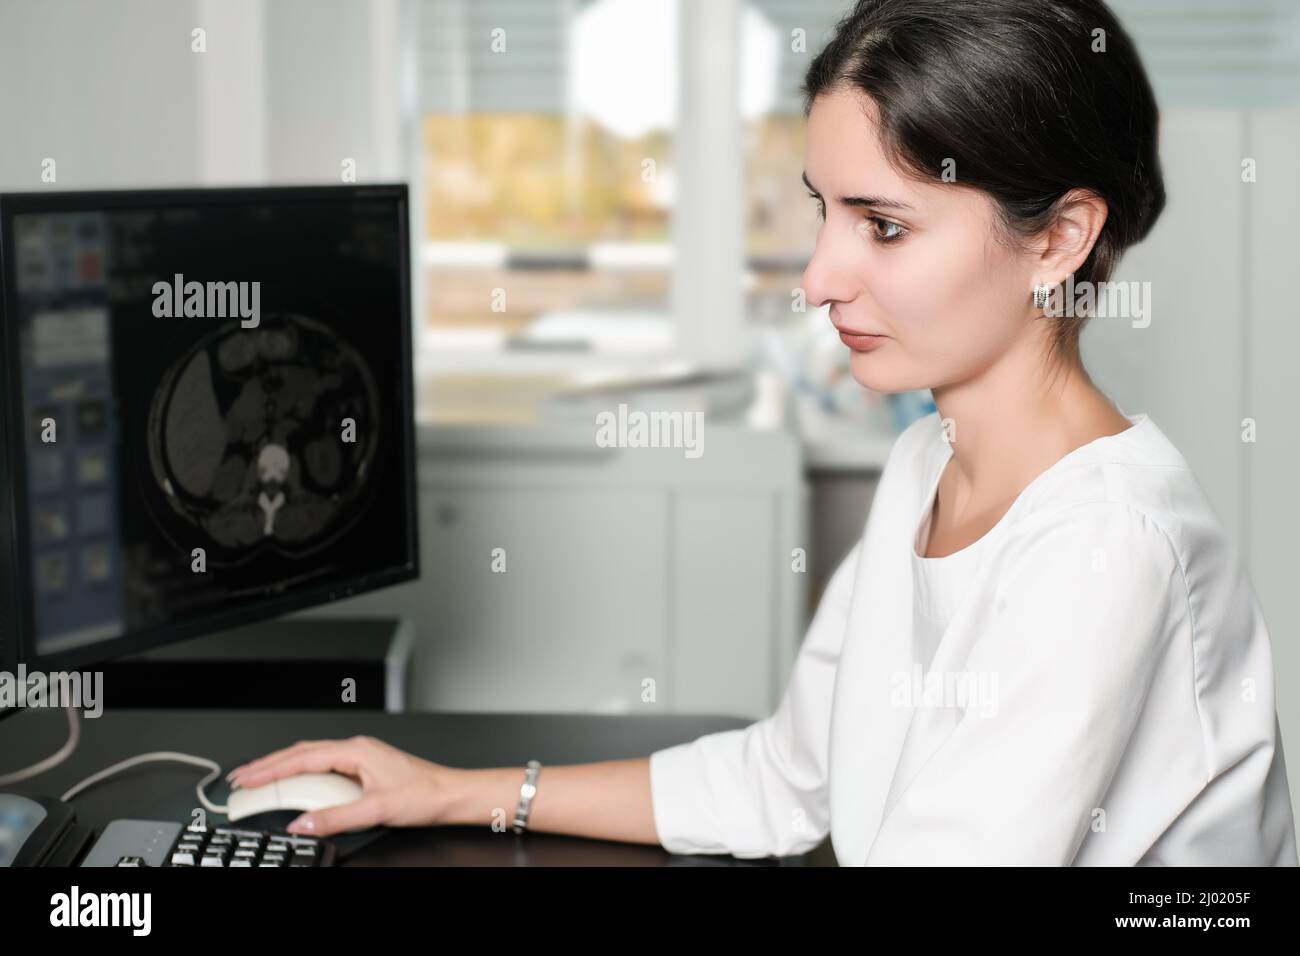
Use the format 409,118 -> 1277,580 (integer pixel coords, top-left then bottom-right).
165,823 -> 332,867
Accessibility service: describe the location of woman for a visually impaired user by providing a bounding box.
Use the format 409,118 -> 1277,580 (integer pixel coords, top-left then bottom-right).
227,0 -> 1297,865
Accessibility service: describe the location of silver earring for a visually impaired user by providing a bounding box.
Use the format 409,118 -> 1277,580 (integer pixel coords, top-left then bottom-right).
1032,283 -> 1051,310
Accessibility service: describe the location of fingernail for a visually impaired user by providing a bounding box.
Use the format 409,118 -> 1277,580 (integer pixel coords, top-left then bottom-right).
287,815 -> 314,833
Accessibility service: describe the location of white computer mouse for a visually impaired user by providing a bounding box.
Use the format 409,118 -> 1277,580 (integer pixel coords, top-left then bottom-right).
226,772 -> 364,823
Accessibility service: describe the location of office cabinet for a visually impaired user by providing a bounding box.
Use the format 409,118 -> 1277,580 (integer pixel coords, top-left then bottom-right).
299,422 -> 807,720
418,485 -> 670,714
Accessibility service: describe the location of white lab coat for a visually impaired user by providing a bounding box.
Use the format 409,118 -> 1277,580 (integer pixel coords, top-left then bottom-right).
649,412 -> 1298,865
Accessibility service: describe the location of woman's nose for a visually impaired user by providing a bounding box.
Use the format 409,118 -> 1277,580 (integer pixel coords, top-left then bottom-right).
800,233 -> 853,311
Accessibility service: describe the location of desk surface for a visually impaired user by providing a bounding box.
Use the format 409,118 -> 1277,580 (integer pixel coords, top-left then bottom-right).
1,708 -> 811,866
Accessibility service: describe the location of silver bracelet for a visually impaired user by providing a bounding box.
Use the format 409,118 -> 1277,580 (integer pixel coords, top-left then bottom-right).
511,760 -> 542,834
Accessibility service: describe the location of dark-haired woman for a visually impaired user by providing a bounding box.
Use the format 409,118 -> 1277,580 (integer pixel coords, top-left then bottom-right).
228,0 -> 1297,866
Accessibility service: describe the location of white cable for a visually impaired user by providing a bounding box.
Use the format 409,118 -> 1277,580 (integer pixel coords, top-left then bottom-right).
0,703 -> 81,786
60,752 -> 229,814
0,704 -> 228,814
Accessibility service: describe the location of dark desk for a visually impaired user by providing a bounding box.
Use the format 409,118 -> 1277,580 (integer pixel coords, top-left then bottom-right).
2,708 -> 812,866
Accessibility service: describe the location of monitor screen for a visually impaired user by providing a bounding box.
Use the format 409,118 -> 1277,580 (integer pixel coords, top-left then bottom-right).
0,186 -> 418,673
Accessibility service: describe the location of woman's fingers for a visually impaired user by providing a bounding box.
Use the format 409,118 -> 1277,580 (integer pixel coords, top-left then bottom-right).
225,739 -> 328,782
223,736 -> 418,838
229,740 -> 365,789
288,794 -> 389,838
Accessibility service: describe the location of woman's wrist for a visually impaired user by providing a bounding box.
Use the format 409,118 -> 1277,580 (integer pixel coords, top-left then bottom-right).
438,766 -> 523,828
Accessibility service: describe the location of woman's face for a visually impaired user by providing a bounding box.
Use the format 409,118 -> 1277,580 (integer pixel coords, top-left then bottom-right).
800,89 -> 1043,393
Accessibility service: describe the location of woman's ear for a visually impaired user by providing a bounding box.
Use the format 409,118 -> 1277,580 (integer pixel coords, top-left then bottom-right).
1036,189 -> 1109,284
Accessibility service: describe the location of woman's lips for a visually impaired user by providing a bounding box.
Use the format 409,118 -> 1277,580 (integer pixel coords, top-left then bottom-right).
836,329 -> 889,352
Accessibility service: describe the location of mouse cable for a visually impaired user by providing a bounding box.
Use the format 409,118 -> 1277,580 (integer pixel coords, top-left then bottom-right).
61,752 -> 228,814
1,701 -> 228,813
0,703 -> 82,787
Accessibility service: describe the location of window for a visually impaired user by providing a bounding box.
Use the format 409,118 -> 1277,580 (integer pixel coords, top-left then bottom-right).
412,0 -> 679,358
1108,0 -> 1300,108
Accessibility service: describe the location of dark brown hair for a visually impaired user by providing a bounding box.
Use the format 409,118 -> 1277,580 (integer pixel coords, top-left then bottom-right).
802,0 -> 1165,362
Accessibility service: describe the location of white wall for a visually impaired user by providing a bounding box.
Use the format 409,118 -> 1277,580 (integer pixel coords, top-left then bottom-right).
0,0 -> 203,189
195,0 -> 269,184
263,0 -> 402,183
0,0 -> 399,189
1245,110 -> 1300,832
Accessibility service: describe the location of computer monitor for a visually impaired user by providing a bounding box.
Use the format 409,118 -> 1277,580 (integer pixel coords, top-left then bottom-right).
0,185 -> 419,710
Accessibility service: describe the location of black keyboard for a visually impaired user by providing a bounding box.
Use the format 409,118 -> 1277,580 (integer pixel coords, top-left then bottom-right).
166,823 -> 336,867
79,819 -> 337,867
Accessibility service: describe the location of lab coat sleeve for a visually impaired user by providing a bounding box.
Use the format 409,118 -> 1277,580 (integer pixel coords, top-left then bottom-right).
648,539 -> 863,858
865,501 -> 1185,865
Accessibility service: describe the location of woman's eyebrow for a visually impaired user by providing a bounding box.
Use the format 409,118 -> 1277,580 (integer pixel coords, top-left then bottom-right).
801,170 -> 915,212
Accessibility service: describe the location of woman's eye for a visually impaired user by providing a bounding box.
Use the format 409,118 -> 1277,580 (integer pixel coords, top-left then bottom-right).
864,216 -> 907,244
805,193 -> 904,243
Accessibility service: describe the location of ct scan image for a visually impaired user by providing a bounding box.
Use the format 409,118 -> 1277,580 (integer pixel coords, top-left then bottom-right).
147,313 -> 382,562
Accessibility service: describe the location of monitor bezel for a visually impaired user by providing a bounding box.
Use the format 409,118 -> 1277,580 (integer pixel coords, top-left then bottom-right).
0,184 -> 420,675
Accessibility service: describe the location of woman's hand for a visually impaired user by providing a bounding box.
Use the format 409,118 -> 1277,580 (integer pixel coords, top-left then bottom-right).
224,736 -> 460,837
226,740 -> 662,846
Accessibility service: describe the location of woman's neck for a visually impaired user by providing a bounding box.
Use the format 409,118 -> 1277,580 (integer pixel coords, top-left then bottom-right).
929,340 -> 1131,525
